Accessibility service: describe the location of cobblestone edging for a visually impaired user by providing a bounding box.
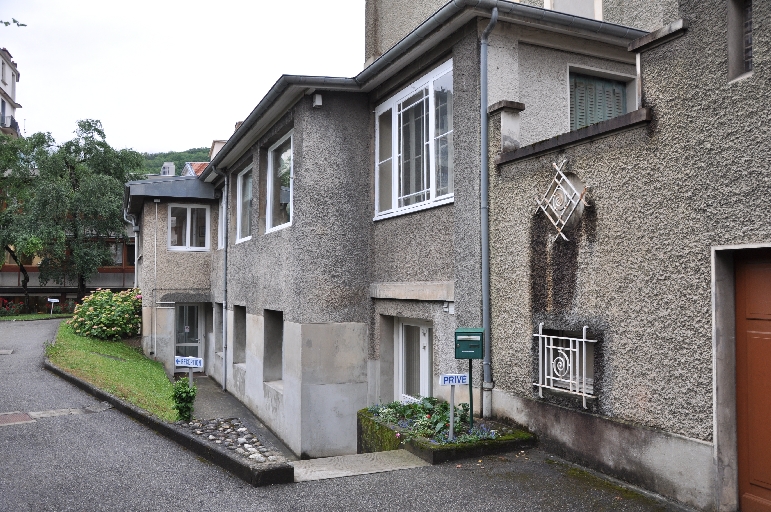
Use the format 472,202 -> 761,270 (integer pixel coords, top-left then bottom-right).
177,418 -> 286,464
43,360 -> 294,486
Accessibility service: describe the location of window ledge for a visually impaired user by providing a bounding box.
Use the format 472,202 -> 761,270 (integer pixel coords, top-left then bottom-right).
628,19 -> 688,53
235,236 -> 252,245
265,222 -> 291,234
168,247 -> 210,252
374,196 -> 454,221
264,379 -> 284,394
496,108 -> 652,166
728,71 -> 753,85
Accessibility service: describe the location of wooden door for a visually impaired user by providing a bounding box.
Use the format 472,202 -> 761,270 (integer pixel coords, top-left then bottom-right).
736,251 -> 771,511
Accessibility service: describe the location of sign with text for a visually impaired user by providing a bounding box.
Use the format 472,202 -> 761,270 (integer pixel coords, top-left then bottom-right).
440,373 -> 469,386
175,356 -> 203,368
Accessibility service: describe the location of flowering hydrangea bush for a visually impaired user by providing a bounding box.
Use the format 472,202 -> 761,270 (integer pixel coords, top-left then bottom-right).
67,288 -> 142,340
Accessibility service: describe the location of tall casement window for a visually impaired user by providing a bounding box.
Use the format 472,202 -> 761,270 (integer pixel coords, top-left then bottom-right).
267,132 -> 293,231
236,167 -> 252,242
729,0 -> 753,79
743,0 -> 753,72
375,59 -> 454,218
168,204 -> 210,251
569,73 -> 626,131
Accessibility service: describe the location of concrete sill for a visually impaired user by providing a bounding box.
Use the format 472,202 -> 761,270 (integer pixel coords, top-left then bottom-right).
264,380 -> 284,394
495,108 -> 652,166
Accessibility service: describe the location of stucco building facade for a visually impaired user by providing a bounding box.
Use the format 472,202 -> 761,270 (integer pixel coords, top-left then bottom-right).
125,1 -> 767,509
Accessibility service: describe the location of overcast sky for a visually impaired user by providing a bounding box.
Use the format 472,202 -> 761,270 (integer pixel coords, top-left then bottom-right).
2,0 -> 365,154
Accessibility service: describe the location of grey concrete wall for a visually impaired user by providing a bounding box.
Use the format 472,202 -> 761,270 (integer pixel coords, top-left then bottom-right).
488,0 -> 770,508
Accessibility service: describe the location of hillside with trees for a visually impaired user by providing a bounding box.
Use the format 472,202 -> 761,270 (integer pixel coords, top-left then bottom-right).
142,147 -> 209,175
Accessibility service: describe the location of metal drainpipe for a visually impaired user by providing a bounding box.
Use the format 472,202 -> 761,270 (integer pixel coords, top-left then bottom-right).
481,8 -> 498,419
213,166 -> 228,391
153,200 -> 159,357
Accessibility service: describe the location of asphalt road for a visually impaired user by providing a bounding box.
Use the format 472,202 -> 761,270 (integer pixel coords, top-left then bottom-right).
0,320 -> 687,511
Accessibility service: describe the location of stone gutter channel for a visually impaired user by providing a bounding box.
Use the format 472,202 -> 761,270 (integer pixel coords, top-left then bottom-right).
43,360 -> 294,486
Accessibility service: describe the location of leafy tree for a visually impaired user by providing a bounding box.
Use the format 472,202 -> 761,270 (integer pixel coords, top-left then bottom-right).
141,147 -> 209,175
22,120 -> 144,299
0,19 -> 26,27
0,132 -> 48,311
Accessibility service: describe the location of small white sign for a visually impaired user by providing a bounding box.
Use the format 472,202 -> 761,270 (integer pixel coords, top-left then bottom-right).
175,356 -> 203,368
184,326 -> 190,333
47,298 -> 60,303
440,373 -> 469,386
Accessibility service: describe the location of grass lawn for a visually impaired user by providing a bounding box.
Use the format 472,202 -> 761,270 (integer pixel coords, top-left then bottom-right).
0,313 -> 73,321
47,322 -> 177,422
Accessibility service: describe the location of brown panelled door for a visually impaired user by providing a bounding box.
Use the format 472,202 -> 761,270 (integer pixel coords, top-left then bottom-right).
736,251 -> 771,511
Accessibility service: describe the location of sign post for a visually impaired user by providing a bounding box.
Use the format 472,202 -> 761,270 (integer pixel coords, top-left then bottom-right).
455,328 -> 485,429
440,373 -> 468,441
175,356 -> 203,386
47,298 -> 59,315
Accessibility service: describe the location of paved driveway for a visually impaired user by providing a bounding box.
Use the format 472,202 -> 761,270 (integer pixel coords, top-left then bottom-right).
0,320 -> 686,511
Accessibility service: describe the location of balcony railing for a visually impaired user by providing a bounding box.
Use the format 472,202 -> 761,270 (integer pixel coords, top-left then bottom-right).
0,115 -> 20,137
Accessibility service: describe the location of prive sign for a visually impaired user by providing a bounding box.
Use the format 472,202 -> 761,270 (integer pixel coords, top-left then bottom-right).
440,373 -> 469,386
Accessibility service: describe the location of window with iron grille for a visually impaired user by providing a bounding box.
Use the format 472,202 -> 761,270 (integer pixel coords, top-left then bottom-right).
534,324 -> 596,408
569,73 -> 627,131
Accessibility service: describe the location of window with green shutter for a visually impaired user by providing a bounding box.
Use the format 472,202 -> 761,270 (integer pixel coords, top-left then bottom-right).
569,73 -> 627,131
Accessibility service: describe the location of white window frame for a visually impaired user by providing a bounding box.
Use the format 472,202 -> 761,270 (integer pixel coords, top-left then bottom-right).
266,131 -> 293,233
374,59 -> 454,220
393,318 -> 433,400
544,0 -> 602,20
217,194 -> 225,249
236,166 -> 253,243
167,203 -> 210,252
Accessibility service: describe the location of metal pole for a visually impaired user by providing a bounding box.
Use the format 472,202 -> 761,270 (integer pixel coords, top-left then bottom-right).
449,384 -> 455,441
469,359 -> 474,430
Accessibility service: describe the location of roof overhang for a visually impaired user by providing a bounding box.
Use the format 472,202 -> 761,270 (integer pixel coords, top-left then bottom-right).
124,176 -> 216,216
199,0 -> 648,182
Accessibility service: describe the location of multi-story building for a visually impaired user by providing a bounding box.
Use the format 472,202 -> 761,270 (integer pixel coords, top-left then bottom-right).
125,1 -> 768,510
0,48 -> 21,139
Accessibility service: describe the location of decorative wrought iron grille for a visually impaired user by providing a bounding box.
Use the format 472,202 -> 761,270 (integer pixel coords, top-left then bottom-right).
534,160 -> 588,241
533,323 -> 597,408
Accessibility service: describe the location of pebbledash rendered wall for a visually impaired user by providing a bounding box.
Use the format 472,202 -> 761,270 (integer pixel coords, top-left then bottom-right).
367,22 -> 486,408
138,200 -> 217,377
487,1 -> 770,510
217,91 -> 373,458
363,0 -> 679,66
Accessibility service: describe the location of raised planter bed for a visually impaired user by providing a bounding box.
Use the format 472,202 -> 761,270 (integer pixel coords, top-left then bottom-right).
357,408 -> 536,464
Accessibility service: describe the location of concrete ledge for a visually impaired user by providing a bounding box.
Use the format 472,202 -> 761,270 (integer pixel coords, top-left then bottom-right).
495,108 -> 652,166
44,359 -> 294,487
491,389 -> 714,511
628,19 -> 689,53
370,281 -> 454,301
488,100 -> 525,115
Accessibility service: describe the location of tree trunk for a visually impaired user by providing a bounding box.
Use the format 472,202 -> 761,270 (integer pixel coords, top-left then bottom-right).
77,273 -> 86,302
4,245 -> 30,313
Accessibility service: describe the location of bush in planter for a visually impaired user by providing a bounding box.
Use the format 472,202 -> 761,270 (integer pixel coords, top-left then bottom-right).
66,288 -> 142,340
367,397 -> 481,443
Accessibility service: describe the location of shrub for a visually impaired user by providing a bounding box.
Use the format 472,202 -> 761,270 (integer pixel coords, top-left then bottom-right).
66,288 -> 142,340
0,299 -> 24,317
172,377 -> 197,422
368,396 -> 476,443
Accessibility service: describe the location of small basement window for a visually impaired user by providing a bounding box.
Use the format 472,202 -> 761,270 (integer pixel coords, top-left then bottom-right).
533,324 -> 596,408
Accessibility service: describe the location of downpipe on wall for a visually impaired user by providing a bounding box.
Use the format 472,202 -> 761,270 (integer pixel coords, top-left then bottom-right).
480,7 -> 498,419
213,166 -> 228,391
